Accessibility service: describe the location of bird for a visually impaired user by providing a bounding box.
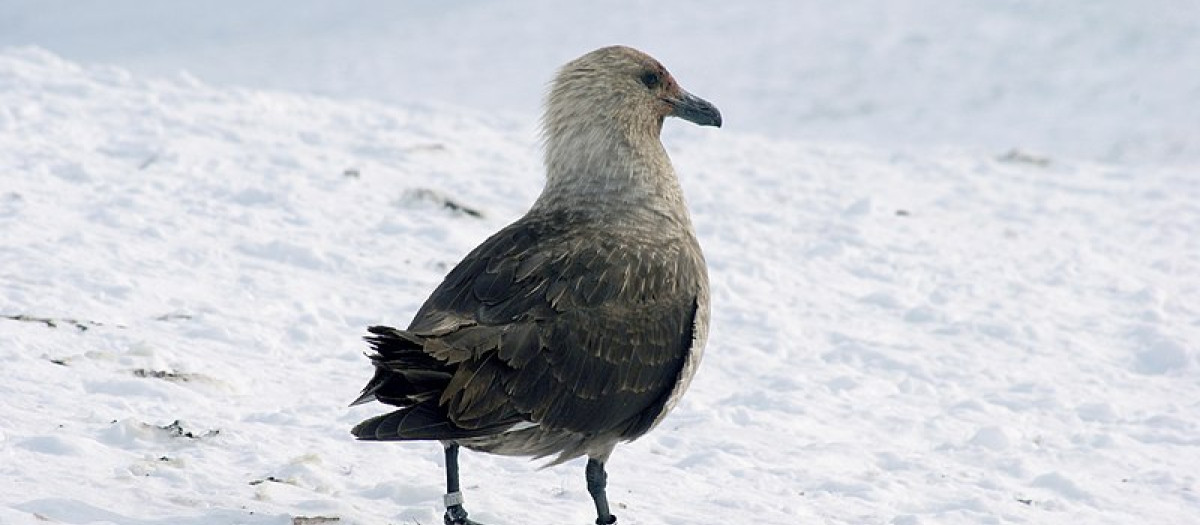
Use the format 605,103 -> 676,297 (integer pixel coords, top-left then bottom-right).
350,45 -> 721,525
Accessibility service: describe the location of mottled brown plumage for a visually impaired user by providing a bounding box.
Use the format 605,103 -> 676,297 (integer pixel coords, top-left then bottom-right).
351,45 -> 720,525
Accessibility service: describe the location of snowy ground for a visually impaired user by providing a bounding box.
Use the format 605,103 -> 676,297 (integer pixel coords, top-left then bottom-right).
3,3 -> 1200,525
3,0 -> 1199,166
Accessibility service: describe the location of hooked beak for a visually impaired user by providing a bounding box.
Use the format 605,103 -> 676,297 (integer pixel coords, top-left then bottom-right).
669,90 -> 722,127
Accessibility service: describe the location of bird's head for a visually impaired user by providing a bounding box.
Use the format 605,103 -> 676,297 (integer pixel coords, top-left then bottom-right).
543,46 -> 722,139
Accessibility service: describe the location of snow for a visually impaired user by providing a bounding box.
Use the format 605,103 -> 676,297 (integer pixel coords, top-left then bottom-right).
4,0 -> 1199,166
2,3 -> 1199,525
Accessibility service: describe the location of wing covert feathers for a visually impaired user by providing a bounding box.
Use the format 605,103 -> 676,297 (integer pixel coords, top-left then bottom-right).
352,213 -> 705,444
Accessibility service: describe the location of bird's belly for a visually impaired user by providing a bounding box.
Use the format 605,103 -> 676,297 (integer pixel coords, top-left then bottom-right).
457,425 -> 620,465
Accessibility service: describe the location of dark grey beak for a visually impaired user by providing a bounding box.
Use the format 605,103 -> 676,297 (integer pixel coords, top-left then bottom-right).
670,90 -> 722,127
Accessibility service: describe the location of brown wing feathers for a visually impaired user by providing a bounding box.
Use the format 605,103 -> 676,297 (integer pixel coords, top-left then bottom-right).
352,217 -> 698,442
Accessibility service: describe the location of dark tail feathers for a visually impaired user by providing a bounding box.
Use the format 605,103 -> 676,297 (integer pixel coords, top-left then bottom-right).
351,402 -> 504,441
351,326 -> 510,441
350,325 -> 450,407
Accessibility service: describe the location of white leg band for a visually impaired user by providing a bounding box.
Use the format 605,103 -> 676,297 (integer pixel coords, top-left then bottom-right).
444,491 -> 464,507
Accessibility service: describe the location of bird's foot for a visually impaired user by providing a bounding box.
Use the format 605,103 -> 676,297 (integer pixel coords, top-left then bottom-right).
444,505 -> 484,525
595,514 -> 617,525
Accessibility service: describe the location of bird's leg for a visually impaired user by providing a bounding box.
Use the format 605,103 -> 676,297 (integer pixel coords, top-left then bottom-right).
585,458 -> 617,525
443,444 -> 480,525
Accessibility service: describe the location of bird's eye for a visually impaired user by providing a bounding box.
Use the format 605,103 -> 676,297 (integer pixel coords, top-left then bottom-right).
640,71 -> 661,88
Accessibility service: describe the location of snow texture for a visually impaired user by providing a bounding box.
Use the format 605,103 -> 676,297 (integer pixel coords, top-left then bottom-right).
2,3 -> 1199,525
3,0 -> 1200,166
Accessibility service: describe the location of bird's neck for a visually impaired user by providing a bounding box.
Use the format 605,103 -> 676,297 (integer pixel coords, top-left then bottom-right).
533,119 -> 691,228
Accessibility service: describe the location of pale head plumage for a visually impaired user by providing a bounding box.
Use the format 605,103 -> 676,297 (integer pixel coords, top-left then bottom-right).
535,45 -> 721,221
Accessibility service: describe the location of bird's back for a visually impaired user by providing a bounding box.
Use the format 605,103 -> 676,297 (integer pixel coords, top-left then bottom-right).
354,207 -> 708,461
